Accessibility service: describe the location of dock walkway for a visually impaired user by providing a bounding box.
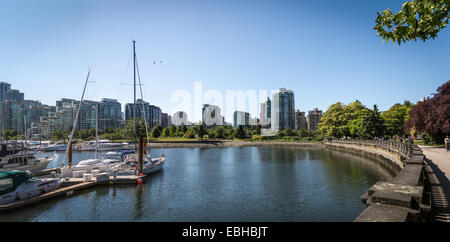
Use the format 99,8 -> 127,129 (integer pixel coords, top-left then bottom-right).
0,174 -> 145,212
420,146 -> 450,222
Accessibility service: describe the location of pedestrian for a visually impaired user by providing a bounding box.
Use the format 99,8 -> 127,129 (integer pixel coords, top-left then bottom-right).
445,135 -> 449,152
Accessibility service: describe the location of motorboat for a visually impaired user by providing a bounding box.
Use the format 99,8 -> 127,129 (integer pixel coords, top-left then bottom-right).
0,170 -> 63,205
0,143 -> 55,172
40,142 -> 67,152
77,140 -> 128,151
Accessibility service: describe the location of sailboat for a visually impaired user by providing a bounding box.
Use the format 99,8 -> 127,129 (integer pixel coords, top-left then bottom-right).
74,106 -> 125,168
59,71 -> 126,178
59,70 -> 98,178
110,40 -> 165,176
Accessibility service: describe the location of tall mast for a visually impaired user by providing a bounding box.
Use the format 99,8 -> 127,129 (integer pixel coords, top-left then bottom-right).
24,114 -> 27,144
61,69 -> 90,167
95,104 -> 99,160
133,40 -> 137,141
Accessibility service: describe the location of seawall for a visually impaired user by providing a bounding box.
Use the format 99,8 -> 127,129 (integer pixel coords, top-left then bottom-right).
149,139 -> 436,222
327,140 -> 433,222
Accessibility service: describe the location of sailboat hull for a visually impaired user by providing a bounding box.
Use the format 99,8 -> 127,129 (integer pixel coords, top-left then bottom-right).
142,159 -> 164,175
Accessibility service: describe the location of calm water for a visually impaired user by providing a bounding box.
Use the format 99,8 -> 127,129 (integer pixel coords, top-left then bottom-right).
0,147 -> 393,222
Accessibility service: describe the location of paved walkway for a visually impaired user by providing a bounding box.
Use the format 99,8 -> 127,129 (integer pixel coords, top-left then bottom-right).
420,146 -> 450,222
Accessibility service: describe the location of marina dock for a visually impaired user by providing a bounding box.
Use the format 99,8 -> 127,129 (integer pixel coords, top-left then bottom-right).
0,173 -> 146,212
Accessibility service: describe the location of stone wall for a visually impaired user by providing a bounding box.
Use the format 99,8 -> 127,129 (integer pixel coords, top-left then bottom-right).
327,140 -> 433,222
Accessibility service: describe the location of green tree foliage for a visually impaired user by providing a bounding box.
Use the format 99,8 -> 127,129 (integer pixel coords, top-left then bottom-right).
4,130 -> 18,140
193,125 -> 206,139
125,118 -> 147,139
51,129 -> 65,141
183,129 -> 196,139
169,125 -> 177,137
319,101 -> 385,139
347,105 -> 385,139
104,128 -> 125,142
381,101 -> 413,137
214,126 -> 226,139
235,125 -> 246,139
151,125 -> 162,138
162,127 -> 170,137
318,102 -> 349,138
375,0 -> 450,44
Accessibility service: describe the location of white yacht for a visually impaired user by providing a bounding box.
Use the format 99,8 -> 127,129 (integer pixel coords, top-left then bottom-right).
60,150 -> 135,178
41,142 -> 67,152
110,152 -> 165,176
0,170 -> 63,205
77,140 -> 127,151
0,143 -> 55,172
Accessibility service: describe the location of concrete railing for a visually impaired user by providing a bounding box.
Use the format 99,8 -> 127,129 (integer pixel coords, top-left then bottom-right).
328,139 -> 432,222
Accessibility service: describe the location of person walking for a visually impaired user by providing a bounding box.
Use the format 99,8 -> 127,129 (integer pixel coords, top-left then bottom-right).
445,135 -> 449,152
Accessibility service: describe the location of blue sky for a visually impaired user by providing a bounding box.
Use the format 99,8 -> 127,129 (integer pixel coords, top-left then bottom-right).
1,0 -> 449,122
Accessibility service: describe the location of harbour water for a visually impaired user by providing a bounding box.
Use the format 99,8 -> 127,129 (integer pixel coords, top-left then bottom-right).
0,146 -> 393,222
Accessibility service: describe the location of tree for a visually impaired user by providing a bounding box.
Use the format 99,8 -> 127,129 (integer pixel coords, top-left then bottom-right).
319,101 -> 386,139
318,102 -> 349,138
151,125 -> 162,138
193,125 -> 206,139
405,80 -> 450,143
181,124 -> 188,133
183,129 -> 196,139
282,128 -> 295,137
375,0 -> 450,44
381,101 -> 413,137
235,125 -> 246,139
169,125 -> 177,137
124,118 -> 147,140
51,129 -> 65,141
162,127 -> 170,137
214,126 -> 226,139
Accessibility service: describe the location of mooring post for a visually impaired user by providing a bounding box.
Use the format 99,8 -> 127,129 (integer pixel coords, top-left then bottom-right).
68,142 -> 73,167
138,136 -> 143,174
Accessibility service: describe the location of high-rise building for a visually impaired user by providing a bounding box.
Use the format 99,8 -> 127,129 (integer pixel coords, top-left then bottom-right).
0,82 -> 11,101
98,98 -> 122,130
294,110 -> 308,130
149,105 -> 162,128
250,117 -> 259,126
271,88 -> 295,131
172,111 -> 190,126
263,97 -> 271,128
307,108 -> 323,130
233,111 -> 250,128
161,113 -> 169,128
0,100 -> 54,136
260,103 -> 266,127
202,104 -> 223,127
125,99 -> 162,129
5,89 -> 24,101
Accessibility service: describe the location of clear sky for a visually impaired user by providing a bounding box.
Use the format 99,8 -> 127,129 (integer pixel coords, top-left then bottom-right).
1,0 -> 449,123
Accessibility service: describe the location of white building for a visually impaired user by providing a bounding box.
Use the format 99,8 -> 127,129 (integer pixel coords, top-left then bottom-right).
202,104 -> 223,127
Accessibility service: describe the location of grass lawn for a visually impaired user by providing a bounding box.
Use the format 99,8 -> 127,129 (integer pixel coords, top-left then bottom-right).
414,140 -> 445,148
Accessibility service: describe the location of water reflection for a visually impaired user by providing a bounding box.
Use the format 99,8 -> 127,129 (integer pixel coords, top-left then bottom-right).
134,185 -> 144,220
4,147 -> 394,222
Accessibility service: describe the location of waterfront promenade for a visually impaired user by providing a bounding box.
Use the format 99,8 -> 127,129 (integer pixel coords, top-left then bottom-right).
420,146 -> 450,222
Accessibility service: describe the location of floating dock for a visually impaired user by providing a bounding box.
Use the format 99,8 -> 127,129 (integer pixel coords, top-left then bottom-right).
0,173 -> 146,212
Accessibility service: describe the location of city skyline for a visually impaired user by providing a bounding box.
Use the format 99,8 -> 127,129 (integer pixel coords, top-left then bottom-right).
1,0 -> 450,123
0,80 -> 322,125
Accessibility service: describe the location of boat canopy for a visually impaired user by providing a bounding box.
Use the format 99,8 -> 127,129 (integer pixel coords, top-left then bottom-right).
0,170 -> 30,196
